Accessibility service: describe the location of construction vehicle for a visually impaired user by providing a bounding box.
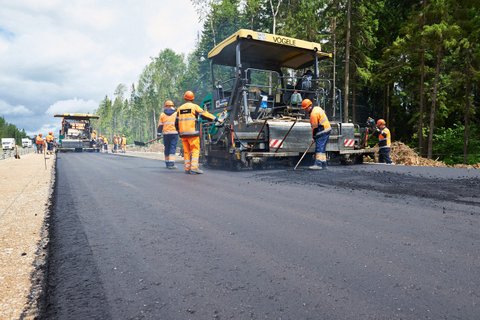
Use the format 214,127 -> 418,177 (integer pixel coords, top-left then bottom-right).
200,29 -> 374,169
1,138 -> 15,151
54,113 -> 100,152
22,138 -> 32,148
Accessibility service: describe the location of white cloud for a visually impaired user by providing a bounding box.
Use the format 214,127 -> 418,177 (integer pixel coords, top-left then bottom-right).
0,0 -> 202,133
46,98 -> 98,116
0,100 -> 33,116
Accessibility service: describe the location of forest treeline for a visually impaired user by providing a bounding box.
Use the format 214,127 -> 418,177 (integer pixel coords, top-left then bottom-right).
0,116 -> 27,145
94,0 -> 480,164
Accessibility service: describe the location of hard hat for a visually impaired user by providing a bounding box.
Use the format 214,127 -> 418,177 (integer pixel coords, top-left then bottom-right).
39,133 -> 42,136
164,100 -> 174,107
301,99 -> 313,110
376,119 -> 386,126
184,91 -> 195,101
48,131 -> 53,135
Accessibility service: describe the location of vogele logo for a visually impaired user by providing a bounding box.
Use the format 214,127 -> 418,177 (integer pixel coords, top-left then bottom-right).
272,36 -> 296,46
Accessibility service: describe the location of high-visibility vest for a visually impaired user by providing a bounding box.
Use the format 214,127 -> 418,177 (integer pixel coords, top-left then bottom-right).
176,102 -> 215,137
310,106 -> 331,133
159,110 -> 178,134
378,127 -> 391,148
36,136 -> 44,144
46,135 -> 54,142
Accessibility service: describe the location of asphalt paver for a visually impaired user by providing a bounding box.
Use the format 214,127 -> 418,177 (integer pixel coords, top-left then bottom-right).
44,153 -> 480,319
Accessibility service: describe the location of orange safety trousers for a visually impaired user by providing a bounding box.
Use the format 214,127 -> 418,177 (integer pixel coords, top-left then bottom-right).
181,136 -> 200,171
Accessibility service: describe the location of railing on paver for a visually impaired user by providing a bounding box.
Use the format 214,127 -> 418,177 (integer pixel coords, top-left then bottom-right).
0,147 -> 34,160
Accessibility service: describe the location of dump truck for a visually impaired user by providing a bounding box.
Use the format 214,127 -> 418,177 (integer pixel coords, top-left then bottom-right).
200,29 -> 374,169
54,113 -> 100,152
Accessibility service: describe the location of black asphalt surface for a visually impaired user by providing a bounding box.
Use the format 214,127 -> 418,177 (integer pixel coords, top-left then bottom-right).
44,153 -> 480,320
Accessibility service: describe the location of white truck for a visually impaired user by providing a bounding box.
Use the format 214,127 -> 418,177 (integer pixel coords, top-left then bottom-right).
1,138 -> 16,150
22,138 -> 32,148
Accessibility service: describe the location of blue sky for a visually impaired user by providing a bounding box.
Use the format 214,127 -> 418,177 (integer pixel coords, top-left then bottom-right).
0,0 -> 202,136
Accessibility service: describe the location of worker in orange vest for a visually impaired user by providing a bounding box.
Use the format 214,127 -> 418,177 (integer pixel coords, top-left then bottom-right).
158,100 -> 178,169
35,133 -> 45,154
103,136 -> 109,153
176,91 -> 216,174
113,135 -> 118,153
302,99 -> 331,170
121,135 -> 127,153
374,119 -> 393,164
45,131 -> 55,154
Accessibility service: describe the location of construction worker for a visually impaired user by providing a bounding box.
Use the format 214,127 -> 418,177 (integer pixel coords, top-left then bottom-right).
375,119 -> 393,164
121,135 -> 127,153
91,130 -> 97,147
158,100 -> 179,169
45,131 -> 55,154
176,90 -> 216,174
113,135 -> 118,153
35,133 -> 45,154
302,99 -> 331,170
103,136 -> 109,153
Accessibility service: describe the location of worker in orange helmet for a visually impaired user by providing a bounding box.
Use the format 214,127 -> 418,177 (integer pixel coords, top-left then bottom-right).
374,119 -> 393,164
158,100 -> 179,169
301,99 -> 331,170
35,133 -> 45,154
176,91 -> 217,174
45,131 -> 55,154
121,135 -> 127,153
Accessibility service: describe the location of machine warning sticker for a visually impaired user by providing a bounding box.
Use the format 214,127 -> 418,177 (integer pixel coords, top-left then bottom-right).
257,32 -> 266,41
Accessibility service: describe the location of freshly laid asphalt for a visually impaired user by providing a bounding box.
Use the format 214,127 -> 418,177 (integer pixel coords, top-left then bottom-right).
44,153 -> 480,319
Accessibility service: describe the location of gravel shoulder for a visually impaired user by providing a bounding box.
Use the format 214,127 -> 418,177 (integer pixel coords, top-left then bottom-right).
0,153 -> 55,319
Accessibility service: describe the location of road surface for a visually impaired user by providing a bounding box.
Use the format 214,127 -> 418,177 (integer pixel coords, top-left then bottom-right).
44,153 -> 480,319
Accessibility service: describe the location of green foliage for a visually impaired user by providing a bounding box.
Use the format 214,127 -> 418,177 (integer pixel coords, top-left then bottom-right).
0,116 -> 28,145
432,124 -> 480,164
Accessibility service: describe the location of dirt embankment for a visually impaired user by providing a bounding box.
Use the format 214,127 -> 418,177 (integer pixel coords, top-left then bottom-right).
0,153 -> 55,319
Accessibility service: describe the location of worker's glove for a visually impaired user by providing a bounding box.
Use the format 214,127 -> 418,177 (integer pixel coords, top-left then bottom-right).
214,117 -> 223,127
157,133 -> 163,138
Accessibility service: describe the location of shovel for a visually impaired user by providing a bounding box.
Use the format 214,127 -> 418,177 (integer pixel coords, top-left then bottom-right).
293,139 -> 315,171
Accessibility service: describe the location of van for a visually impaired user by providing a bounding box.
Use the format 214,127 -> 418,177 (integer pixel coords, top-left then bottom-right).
1,138 -> 16,150
22,138 -> 32,148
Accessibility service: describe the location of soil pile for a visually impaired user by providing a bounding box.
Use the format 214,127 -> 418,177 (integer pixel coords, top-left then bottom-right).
390,142 -> 447,167
388,142 -> 479,169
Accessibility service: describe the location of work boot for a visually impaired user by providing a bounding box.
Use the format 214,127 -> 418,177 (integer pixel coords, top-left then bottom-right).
309,160 -> 324,170
184,170 -> 191,174
321,161 -> 327,170
190,168 -> 204,174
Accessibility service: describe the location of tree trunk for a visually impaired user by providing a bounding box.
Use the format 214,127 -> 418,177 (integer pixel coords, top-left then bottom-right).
427,47 -> 442,159
343,0 -> 351,123
386,83 -> 390,124
418,49 -> 425,156
352,80 -> 356,124
152,110 -> 156,140
463,73 -> 472,164
331,17 -> 337,119
418,0 -> 426,156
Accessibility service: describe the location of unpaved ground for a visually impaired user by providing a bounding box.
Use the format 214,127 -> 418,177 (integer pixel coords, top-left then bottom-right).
0,153 -> 55,319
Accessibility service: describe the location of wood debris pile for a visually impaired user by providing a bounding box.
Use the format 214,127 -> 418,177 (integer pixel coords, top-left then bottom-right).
390,141 -> 447,167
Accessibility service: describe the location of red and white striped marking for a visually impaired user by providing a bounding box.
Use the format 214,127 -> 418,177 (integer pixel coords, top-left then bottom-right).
343,139 -> 355,147
269,139 -> 283,149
